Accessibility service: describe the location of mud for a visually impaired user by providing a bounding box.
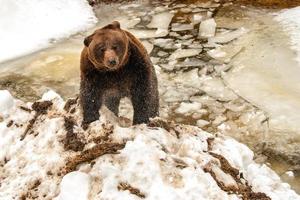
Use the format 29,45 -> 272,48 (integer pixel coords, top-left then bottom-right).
206,152 -> 271,200
64,142 -> 126,173
234,0 -> 300,9
148,118 -> 181,138
19,106 -> 32,112
31,101 -> 53,114
63,116 -> 85,152
19,179 -> 41,200
20,101 -> 53,141
6,120 -> 13,128
91,123 -> 114,144
118,182 -> 146,198
63,97 -> 78,112
0,74 -> 40,102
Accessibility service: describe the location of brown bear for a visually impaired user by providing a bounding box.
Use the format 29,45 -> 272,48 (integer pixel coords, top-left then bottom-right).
80,21 -> 159,129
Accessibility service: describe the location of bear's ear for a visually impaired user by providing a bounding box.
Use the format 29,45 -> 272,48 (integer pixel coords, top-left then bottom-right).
84,33 -> 94,47
103,21 -> 121,30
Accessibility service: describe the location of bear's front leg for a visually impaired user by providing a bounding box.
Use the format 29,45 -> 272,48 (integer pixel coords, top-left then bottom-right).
80,78 -> 103,129
131,79 -> 159,125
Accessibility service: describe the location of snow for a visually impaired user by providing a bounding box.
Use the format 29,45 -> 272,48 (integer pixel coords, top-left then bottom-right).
0,0 -> 97,63
286,171 -> 294,178
55,172 -> 91,200
0,90 -> 299,199
199,18 -> 216,38
275,6 -> 300,64
0,90 -> 14,116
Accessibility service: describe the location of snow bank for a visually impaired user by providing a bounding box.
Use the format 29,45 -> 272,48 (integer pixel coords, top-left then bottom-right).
0,90 -> 299,199
275,7 -> 300,64
0,0 -> 97,63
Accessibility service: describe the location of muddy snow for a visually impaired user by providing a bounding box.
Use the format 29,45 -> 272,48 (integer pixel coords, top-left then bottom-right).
1,0 -> 300,197
0,90 -> 299,200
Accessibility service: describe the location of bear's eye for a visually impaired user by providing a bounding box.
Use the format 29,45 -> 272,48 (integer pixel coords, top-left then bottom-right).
112,45 -> 119,51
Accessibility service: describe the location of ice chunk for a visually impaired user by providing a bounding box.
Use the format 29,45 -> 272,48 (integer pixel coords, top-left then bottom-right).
153,38 -> 178,49
175,102 -> 202,115
129,29 -> 168,39
117,17 -> 141,29
57,172 -> 91,200
157,51 -> 169,57
0,90 -> 14,115
197,119 -> 210,127
171,23 -> 194,32
119,3 -> 141,10
193,13 -> 204,24
180,8 -> 193,13
208,28 -> 248,44
175,58 -> 206,69
160,60 -> 178,71
207,48 -> 227,60
169,49 -> 202,60
285,171 -> 294,177
199,18 -> 216,38
147,12 -> 174,30
141,40 -> 154,54
196,2 -> 220,8
201,77 -> 238,101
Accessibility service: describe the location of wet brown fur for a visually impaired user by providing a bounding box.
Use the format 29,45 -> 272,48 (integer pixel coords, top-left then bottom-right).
80,21 -> 159,128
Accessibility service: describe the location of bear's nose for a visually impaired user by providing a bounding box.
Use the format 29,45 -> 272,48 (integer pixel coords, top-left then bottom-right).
109,59 -> 117,66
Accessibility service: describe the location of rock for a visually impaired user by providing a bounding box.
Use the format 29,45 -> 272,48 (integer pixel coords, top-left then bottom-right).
199,18 -> 216,38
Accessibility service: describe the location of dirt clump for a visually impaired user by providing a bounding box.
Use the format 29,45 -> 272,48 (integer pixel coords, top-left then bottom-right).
19,106 -> 32,112
118,182 -> 146,198
63,116 -> 85,152
91,123 -> 114,144
6,120 -> 13,127
204,152 -> 271,200
64,97 -> 78,112
233,0 -> 300,8
20,101 -> 53,141
148,118 -> 181,138
64,142 -> 125,173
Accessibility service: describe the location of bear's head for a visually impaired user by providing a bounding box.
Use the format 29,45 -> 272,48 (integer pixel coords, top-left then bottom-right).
84,21 -> 129,71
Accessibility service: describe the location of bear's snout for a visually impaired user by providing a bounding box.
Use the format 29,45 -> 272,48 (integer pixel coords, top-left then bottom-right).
104,50 -> 119,68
